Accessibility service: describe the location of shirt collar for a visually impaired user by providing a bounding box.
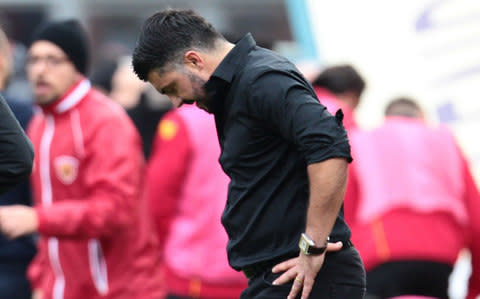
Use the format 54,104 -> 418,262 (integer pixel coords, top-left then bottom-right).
39,78 -> 91,115
207,33 -> 256,84
204,33 -> 256,114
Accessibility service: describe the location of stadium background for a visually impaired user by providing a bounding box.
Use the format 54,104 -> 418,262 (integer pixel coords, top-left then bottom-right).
1,1 -> 478,298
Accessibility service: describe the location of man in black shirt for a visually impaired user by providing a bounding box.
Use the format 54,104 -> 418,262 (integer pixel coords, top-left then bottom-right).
133,9 -> 365,299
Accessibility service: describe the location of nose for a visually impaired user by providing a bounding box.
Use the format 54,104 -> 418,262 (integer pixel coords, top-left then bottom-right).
28,60 -> 48,77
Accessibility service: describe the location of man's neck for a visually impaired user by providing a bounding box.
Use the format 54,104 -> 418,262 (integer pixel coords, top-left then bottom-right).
204,40 -> 235,77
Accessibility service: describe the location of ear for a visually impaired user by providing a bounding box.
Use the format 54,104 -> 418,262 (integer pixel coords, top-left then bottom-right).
184,51 -> 205,71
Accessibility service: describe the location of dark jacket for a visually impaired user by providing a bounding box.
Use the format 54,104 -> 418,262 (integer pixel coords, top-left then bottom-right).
0,94 -> 35,261
0,94 -> 34,193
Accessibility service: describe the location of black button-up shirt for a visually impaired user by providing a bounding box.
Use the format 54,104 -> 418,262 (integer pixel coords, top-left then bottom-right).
204,33 -> 353,270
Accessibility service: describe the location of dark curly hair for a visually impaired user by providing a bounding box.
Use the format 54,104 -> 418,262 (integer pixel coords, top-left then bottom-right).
312,64 -> 365,98
132,9 -> 224,81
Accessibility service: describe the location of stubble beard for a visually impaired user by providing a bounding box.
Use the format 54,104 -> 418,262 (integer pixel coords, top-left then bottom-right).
188,72 -> 211,113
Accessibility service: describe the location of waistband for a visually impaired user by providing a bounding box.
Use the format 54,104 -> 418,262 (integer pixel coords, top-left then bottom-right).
242,239 -> 353,279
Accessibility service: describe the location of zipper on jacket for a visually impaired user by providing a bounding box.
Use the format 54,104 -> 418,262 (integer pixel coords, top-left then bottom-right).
40,115 -> 65,299
88,239 -> 109,295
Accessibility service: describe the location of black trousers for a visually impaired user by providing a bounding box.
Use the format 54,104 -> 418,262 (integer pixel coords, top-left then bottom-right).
240,247 -> 366,299
0,261 -> 32,299
366,260 -> 453,299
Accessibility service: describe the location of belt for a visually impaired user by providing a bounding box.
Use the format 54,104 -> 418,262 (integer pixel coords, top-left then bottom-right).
242,239 -> 353,279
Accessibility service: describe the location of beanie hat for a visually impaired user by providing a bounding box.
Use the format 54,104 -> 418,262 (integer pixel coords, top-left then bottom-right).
30,19 -> 90,75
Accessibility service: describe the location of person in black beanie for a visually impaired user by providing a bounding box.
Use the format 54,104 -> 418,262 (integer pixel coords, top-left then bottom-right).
31,19 -> 89,75
22,19 -> 90,107
0,19 -> 164,299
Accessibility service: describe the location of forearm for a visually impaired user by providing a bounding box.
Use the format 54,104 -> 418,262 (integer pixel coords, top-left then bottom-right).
36,195 -> 135,238
305,158 -> 348,245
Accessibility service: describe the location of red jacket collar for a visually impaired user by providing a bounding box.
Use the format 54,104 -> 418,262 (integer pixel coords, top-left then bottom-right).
39,78 -> 91,114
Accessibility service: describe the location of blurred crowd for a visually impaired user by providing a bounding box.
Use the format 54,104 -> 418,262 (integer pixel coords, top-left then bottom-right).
0,12 -> 479,299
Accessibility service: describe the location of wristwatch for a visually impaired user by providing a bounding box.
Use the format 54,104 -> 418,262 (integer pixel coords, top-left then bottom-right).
298,233 -> 328,256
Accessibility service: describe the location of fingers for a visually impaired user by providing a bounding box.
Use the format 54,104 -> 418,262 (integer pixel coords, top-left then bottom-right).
272,267 -> 297,285
4,232 -> 15,239
300,274 -> 315,299
287,274 -> 304,299
1,228 -> 14,239
0,208 -> 16,239
272,257 -> 298,273
0,222 -> 15,239
0,209 -> 6,236
33,290 -> 43,299
326,241 -> 343,252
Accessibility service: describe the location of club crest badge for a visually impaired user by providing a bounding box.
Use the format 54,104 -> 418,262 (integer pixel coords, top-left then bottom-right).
54,156 -> 79,185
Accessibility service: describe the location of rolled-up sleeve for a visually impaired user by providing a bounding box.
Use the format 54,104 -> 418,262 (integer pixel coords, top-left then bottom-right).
247,70 -> 352,165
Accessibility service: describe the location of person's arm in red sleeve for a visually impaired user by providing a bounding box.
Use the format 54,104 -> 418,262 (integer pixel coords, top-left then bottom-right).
144,111 -> 191,255
27,238 -> 49,290
34,113 -> 145,238
344,161 -> 360,226
463,154 -> 480,299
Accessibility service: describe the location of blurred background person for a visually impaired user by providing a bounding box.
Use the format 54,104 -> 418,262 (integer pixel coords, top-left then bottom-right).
145,104 -> 248,299
0,16 -> 35,104
0,26 -> 12,92
90,40 -> 132,96
0,25 -> 35,299
110,56 -> 172,159
109,55 -> 147,110
0,26 -> 34,125
90,59 -> 117,96
311,64 -> 366,130
345,97 -> 480,299
0,19 -> 162,299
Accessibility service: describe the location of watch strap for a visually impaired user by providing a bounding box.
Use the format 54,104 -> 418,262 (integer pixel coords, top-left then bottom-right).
306,243 -> 327,255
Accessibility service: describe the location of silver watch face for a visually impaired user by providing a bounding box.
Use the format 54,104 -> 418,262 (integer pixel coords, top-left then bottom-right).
299,238 -> 308,252
302,233 -> 316,246
299,233 -> 315,254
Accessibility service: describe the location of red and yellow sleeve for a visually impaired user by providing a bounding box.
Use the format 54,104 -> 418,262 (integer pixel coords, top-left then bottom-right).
27,239 -> 49,290
344,162 -> 360,226
144,111 -> 191,254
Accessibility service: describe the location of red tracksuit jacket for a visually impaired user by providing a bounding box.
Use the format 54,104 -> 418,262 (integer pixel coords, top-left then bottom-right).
145,106 -> 247,299
27,79 -> 163,299
345,118 -> 480,299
